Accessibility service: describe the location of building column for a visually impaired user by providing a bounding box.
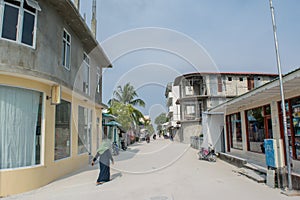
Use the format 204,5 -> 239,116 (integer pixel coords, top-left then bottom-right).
271,100 -> 286,188
240,111 -> 248,152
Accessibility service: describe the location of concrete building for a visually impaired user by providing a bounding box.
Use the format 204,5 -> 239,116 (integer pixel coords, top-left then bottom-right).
165,82 -> 181,140
208,68 -> 300,189
171,72 -> 277,143
0,0 -> 111,196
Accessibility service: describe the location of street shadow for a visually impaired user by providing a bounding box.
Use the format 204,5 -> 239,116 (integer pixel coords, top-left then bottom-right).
114,148 -> 139,162
111,172 -> 122,180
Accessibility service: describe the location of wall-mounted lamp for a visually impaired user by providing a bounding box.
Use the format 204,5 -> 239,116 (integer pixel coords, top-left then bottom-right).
47,85 -> 61,105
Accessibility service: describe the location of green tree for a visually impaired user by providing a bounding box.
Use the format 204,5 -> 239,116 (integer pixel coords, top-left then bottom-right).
108,102 -> 132,130
154,113 -> 168,131
108,83 -> 146,131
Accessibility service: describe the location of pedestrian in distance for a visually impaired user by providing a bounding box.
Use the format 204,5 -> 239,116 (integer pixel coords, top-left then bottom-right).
152,134 -> 156,140
91,139 -> 114,185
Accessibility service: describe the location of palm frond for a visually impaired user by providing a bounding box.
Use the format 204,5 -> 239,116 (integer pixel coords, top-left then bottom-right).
130,99 -> 146,107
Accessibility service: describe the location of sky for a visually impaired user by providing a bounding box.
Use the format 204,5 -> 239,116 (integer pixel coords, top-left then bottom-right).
79,0 -> 300,122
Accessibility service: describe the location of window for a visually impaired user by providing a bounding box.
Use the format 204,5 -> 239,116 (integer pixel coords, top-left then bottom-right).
239,77 -> 243,82
62,30 -> 71,70
246,105 -> 272,153
96,67 -> 101,94
185,86 -> 194,96
184,104 -> 196,120
96,117 -> 100,148
247,77 -> 254,90
217,76 -> 222,92
0,85 -> 43,169
228,77 -> 232,81
227,113 -> 243,150
279,97 -> 300,160
83,53 -> 90,94
291,98 -> 300,160
0,0 -> 40,47
78,106 -> 92,154
55,100 -> 71,160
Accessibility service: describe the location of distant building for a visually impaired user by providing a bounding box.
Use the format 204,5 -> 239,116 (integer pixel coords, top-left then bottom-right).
167,72 -> 277,143
0,0 -> 111,196
165,82 -> 181,140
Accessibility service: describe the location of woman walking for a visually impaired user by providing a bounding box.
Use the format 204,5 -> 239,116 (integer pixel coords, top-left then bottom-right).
91,139 -> 114,185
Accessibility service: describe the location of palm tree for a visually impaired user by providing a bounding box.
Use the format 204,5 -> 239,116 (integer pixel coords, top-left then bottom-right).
108,83 -> 145,107
108,83 -> 146,130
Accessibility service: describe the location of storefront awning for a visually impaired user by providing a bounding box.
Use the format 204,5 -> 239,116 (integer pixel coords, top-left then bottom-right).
104,121 -> 121,127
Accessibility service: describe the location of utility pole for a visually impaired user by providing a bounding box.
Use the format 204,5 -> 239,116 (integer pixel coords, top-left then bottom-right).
268,0 -> 292,190
91,0 -> 97,38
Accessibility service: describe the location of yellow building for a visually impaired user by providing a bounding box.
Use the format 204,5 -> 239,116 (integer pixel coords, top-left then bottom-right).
0,0 -> 111,196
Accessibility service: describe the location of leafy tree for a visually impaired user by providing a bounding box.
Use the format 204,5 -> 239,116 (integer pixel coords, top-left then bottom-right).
154,113 -> 168,131
108,83 -> 146,131
108,101 -> 145,131
108,102 -> 132,130
141,117 -> 155,134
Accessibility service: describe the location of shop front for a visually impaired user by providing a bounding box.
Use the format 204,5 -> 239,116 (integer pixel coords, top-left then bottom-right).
208,68 -> 300,189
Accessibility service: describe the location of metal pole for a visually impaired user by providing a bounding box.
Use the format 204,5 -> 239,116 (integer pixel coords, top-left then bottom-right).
269,0 -> 292,190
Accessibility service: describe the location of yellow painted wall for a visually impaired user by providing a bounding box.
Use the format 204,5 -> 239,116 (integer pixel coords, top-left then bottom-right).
0,74 -> 102,197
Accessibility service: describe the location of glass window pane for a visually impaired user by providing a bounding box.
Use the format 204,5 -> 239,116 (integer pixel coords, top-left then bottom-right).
0,85 -> 42,169
247,107 -> 265,153
2,5 -> 19,41
291,97 -> 300,159
55,100 -> 71,160
230,113 -> 242,149
62,40 -> 66,66
66,44 -> 70,68
24,0 -> 36,13
21,11 -> 35,46
78,106 -> 88,154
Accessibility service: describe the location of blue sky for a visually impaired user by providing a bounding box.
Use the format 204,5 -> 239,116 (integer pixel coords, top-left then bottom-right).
79,0 -> 300,121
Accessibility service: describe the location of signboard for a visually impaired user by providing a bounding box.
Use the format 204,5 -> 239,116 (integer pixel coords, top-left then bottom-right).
264,139 -> 278,168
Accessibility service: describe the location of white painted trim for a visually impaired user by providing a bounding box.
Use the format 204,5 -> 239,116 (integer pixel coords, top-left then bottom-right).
0,0 -> 38,48
83,52 -> 90,95
0,164 -> 44,172
62,28 -> 71,71
0,0 -> 4,37
40,93 -> 46,166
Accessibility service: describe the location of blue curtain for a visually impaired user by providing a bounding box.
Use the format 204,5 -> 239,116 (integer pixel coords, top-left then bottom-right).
0,85 -> 40,169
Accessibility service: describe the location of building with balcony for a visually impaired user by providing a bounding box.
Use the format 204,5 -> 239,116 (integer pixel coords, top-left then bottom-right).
170,72 -> 277,143
165,82 -> 181,140
0,0 -> 112,196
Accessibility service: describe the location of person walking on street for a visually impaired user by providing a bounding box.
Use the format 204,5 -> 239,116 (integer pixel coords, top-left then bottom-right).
91,139 -> 114,185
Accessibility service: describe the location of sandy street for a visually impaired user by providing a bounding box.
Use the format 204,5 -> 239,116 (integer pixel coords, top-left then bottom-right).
3,138 -> 298,200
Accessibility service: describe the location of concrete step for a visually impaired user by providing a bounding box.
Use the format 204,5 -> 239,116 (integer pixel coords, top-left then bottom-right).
218,152 -> 247,168
236,167 -> 266,183
243,163 -> 267,174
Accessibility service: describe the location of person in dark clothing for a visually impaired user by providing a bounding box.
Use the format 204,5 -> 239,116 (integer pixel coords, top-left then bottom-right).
91,139 -> 114,185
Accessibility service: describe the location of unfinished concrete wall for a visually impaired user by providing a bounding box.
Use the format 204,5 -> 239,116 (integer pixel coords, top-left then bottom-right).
0,0 -> 103,103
